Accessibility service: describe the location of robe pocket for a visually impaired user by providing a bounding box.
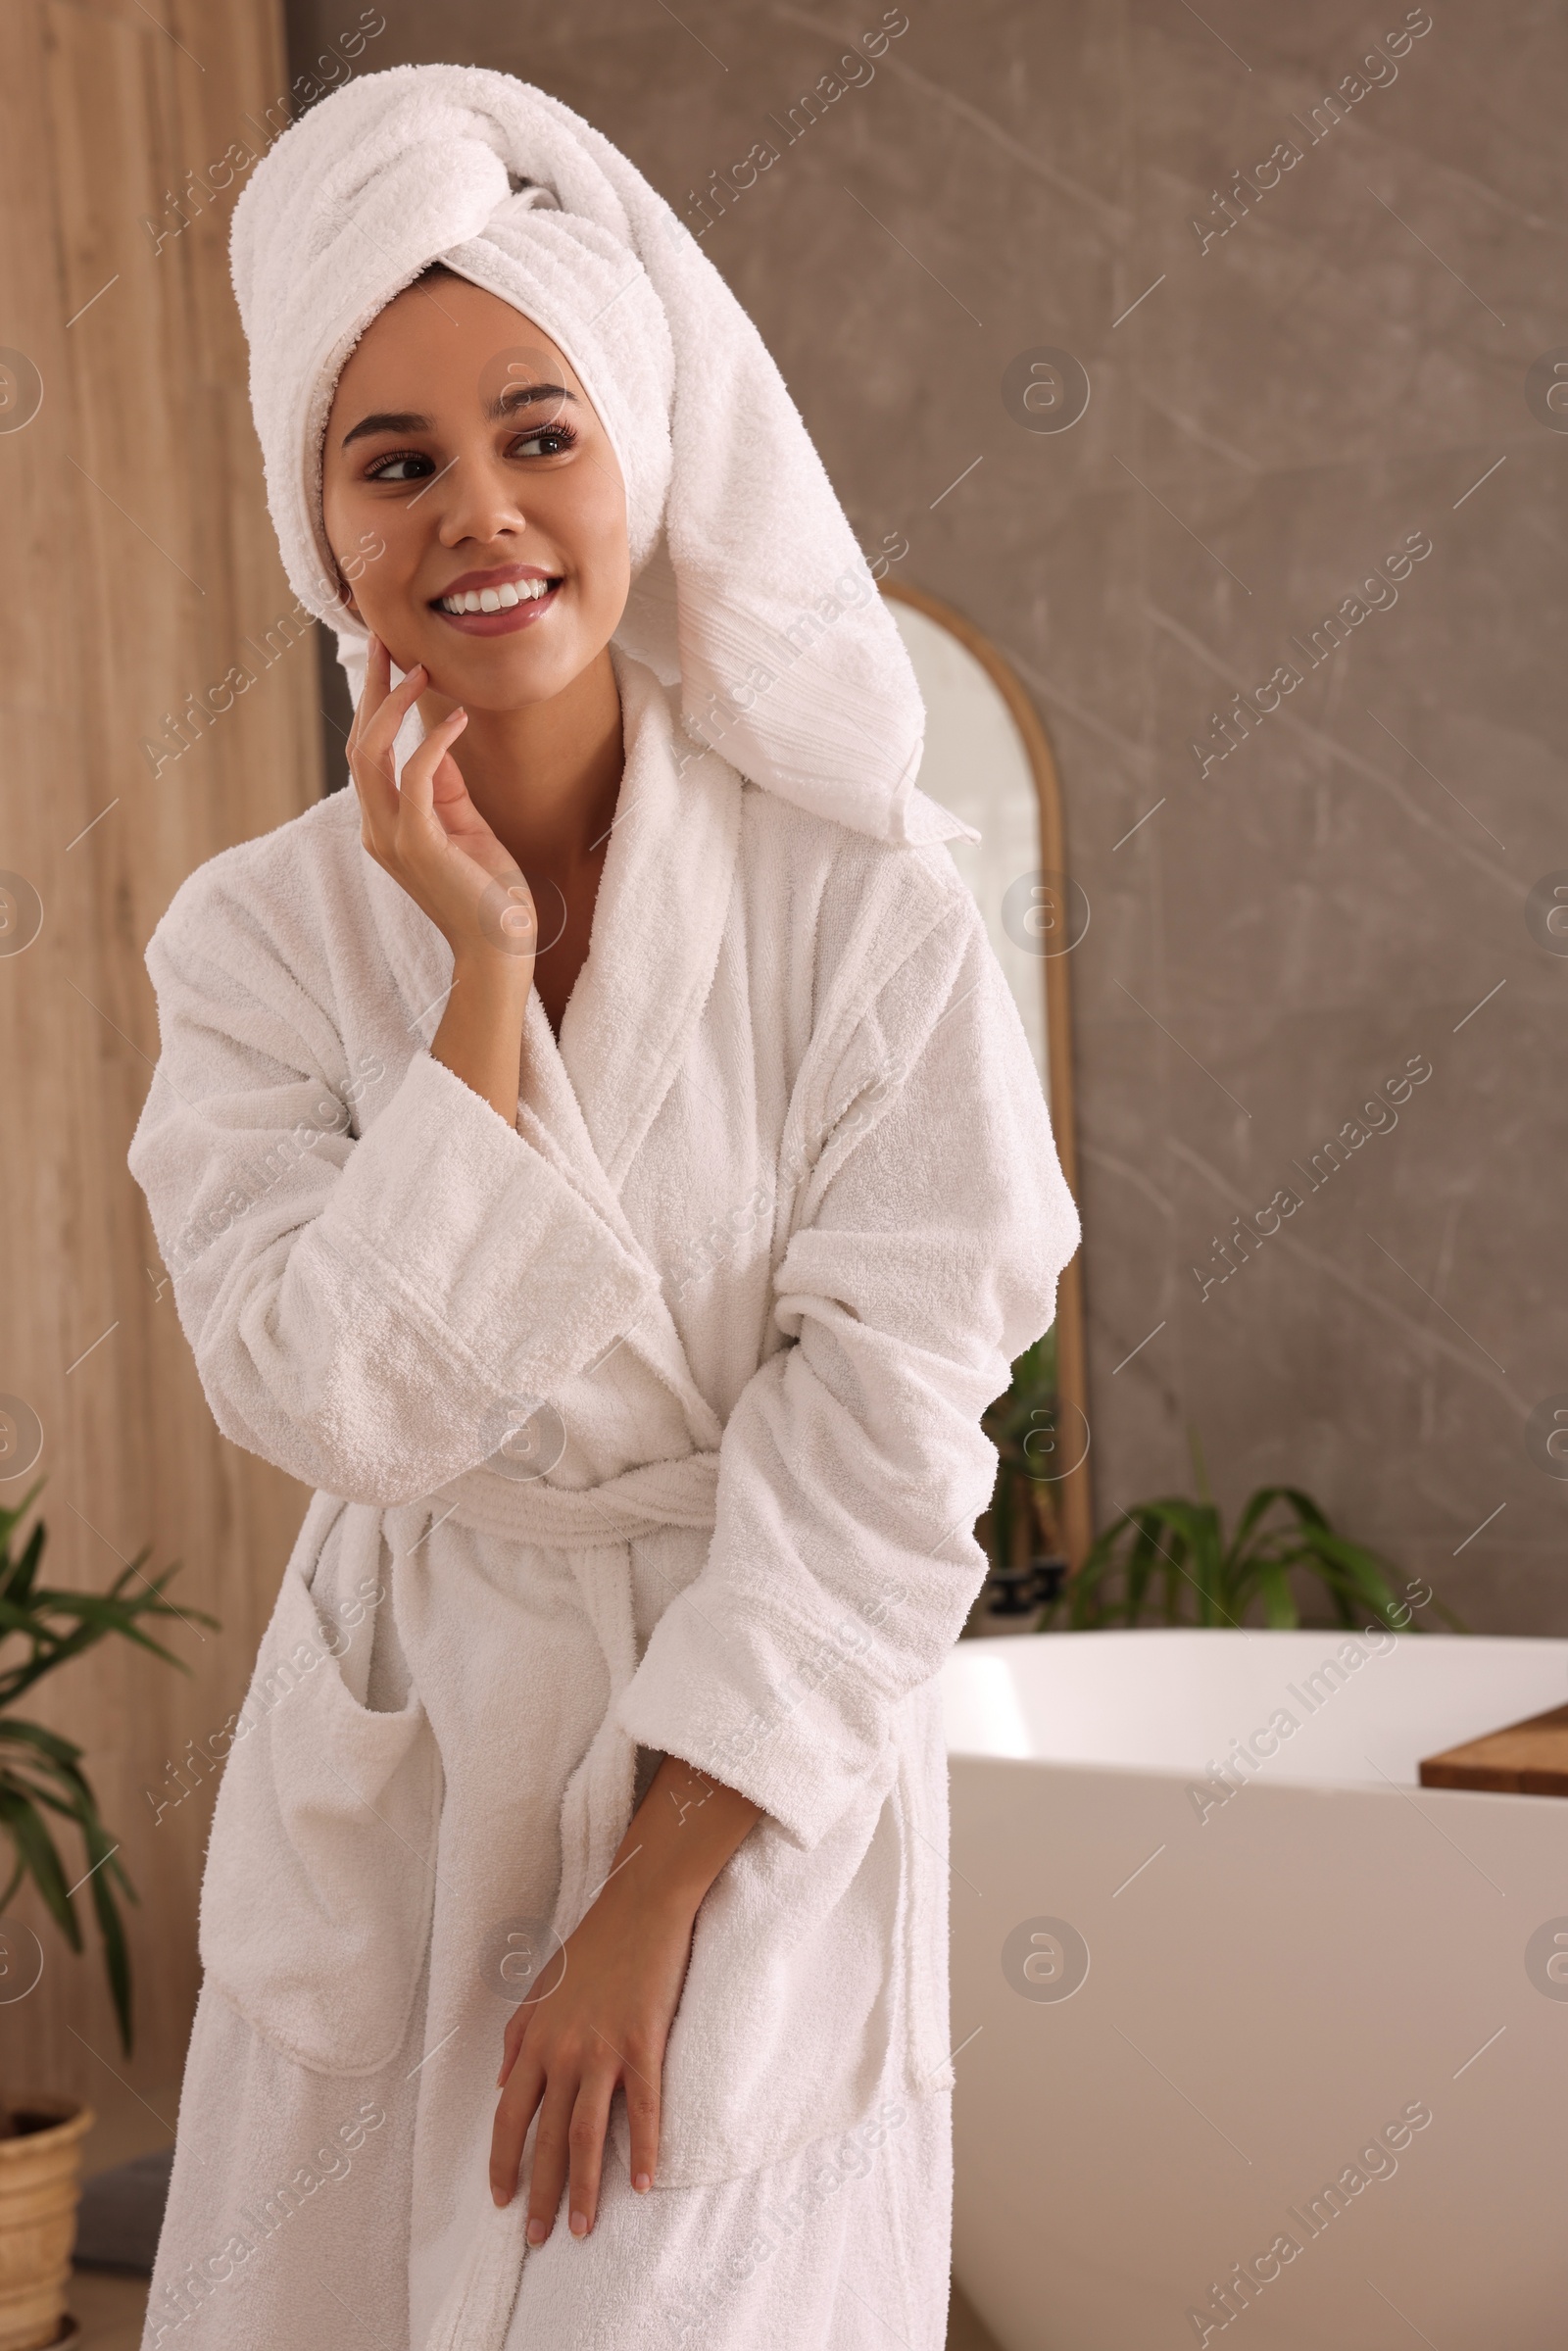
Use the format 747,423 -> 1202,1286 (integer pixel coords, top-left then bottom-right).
198,1542 -> 441,2077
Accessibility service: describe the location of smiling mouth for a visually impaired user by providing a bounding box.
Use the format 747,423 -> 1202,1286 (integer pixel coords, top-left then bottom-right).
430,576 -> 564,635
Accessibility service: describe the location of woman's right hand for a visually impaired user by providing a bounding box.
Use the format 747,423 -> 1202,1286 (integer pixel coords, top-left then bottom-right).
348,632 -> 539,982
349,633 -> 537,1121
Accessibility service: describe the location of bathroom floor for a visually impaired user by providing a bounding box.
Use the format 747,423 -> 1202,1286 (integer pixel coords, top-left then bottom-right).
68,2267 -> 147,2350
67,2267 -> 1004,2345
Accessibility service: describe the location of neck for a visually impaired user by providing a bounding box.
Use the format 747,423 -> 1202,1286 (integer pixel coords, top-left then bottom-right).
416,647 -> 624,882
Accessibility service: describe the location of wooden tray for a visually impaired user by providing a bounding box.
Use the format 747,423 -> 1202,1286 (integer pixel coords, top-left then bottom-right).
1419,1702 -> 1568,1797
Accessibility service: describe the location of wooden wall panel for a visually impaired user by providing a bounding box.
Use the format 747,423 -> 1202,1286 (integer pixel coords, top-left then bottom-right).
0,0 -> 318,2146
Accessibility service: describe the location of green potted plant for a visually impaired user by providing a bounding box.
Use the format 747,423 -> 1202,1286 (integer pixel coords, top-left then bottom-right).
1040,1436 -> 1464,1634
0,1481 -> 211,2351
969,1332 -> 1069,1630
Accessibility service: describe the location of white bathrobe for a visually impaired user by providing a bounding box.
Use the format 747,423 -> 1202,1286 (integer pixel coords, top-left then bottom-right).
128,647 -> 1079,2349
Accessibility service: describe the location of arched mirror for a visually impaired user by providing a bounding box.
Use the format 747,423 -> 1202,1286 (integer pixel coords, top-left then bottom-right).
882,582 -> 1091,1572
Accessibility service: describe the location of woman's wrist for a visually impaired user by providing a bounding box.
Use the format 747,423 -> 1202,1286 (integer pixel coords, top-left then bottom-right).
430,953 -> 529,1122
602,1754 -> 761,1927
449,945 -> 532,1001
594,1849 -> 707,1936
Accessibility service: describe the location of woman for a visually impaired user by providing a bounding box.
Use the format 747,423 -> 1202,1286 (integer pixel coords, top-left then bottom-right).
129,63 -> 1078,2351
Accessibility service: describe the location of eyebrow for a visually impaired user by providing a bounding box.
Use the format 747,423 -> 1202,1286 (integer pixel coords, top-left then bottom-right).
339,383 -> 580,449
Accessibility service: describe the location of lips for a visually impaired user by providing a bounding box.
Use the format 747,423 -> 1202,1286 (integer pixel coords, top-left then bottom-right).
429,573 -> 564,637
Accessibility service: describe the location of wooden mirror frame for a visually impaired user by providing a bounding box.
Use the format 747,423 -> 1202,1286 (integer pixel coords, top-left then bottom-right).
880,580 -> 1092,1569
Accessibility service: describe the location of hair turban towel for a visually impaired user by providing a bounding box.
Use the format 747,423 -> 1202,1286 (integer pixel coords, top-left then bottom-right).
229,62 -> 970,847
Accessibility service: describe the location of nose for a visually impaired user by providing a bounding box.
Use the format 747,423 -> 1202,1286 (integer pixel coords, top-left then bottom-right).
435,443 -> 530,549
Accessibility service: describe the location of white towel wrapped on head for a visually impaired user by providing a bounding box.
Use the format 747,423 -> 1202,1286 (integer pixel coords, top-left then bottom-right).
229,61 -> 972,846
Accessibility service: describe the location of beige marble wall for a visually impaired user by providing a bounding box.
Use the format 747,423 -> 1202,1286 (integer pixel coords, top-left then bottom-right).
287,0 -> 1568,1633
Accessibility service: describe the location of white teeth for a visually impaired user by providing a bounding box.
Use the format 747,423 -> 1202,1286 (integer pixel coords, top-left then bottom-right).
438,578 -> 552,614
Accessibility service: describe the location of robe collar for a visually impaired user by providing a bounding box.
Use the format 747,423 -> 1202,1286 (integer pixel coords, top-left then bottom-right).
557,645 -> 740,1190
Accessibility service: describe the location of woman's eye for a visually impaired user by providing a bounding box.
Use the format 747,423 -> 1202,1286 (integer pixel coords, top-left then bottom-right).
511,423 -> 577,459
366,452 -> 432,483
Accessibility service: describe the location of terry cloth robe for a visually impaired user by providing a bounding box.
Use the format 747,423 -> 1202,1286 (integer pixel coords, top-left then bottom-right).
127,647 -> 1080,2351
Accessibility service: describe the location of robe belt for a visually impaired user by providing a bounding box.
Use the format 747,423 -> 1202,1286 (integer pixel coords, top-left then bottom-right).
421,1447 -> 725,2351
426,1445 -> 726,1935
432,1446 -> 721,1549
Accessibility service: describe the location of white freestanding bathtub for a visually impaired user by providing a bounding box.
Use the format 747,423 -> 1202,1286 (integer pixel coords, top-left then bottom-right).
941,1630 -> 1568,2351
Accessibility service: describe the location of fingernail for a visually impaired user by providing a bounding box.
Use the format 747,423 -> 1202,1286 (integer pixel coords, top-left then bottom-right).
526,2218 -> 548,2246
569,2210 -> 588,2237
633,2173 -> 651,2192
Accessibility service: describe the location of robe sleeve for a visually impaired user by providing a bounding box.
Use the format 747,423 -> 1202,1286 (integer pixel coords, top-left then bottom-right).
615,891 -> 1081,1850
127,880 -> 656,1507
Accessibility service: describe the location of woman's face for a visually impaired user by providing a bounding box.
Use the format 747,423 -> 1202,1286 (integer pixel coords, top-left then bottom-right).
320,271 -> 630,710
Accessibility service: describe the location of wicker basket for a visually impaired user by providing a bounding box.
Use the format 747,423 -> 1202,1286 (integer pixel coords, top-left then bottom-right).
0,2102 -> 93,2351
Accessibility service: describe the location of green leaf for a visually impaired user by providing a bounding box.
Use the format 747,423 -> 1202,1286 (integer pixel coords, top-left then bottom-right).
1250,1558 -> 1301,1630
1283,1529 -> 1403,1623
0,1786 -> 81,1950
84,1826 -> 135,2055
0,1718 -> 84,1771
0,1484 -> 46,1570
0,1487 -> 219,2049
0,1520 -> 46,1609
1037,1466 -> 1452,1640
1227,1485 -> 1297,1560
1128,1510 -> 1183,1627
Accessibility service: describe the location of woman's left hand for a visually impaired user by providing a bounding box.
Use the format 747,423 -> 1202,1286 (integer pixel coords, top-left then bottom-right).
489,1754 -> 760,2239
